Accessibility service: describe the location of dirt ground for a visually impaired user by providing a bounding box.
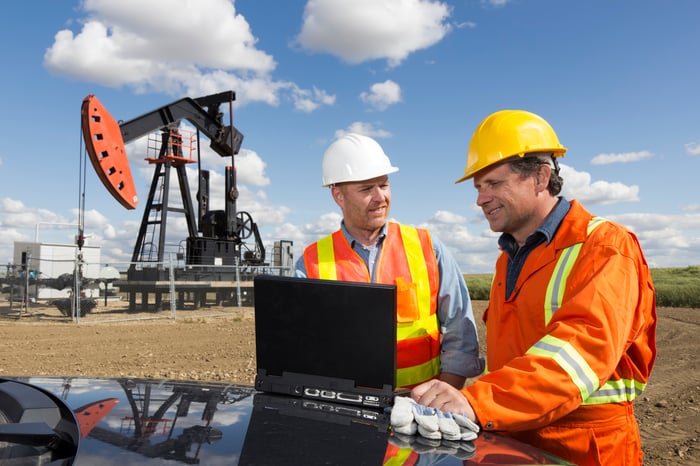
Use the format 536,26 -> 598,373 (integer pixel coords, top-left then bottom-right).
0,300 -> 698,465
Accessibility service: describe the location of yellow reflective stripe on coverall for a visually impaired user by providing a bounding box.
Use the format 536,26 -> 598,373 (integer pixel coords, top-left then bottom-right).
540,216 -> 645,404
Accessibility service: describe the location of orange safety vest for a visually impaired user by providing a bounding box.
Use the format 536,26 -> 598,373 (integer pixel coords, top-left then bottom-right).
303,222 -> 441,388
463,200 -> 656,466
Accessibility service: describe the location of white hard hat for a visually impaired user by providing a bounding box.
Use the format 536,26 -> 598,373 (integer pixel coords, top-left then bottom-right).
321,133 -> 399,186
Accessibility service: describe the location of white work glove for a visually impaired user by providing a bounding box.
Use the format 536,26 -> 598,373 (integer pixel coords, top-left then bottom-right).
389,396 -> 479,441
390,395 -> 418,435
450,411 -> 480,441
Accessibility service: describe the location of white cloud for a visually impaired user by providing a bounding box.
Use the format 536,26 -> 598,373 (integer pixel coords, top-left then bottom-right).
559,164 -> 639,205
290,85 -> 336,113
590,150 -> 653,165
685,142 -> 700,156
360,80 -> 402,111
416,214 -> 498,272
273,212 -> 343,263
197,145 -> 271,188
1,198 -> 73,231
482,0 -> 510,7
412,208 -> 700,273
296,0 -> 452,66
335,123 -> 392,139
43,0 -> 333,111
455,21 -> 477,29
611,213 -> 700,269
612,211 -> 700,233
49,0 -> 275,75
233,150 -> 271,187
0,199 -> 84,265
428,210 -> 466,225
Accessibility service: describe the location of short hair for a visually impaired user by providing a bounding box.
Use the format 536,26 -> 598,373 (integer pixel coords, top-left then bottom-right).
508,152 -> 563,195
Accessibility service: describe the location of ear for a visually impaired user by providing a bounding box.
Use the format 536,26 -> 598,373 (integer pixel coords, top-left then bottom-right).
331,185 -> 344,208
535,164 -> 551,193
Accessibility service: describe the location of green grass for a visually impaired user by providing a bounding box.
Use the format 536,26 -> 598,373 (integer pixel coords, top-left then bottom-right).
464,265 -> 700,308
650,265 -> 700,308
463,273 -> 493,301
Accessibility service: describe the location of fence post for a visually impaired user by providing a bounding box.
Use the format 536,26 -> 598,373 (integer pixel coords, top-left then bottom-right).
168,254 -> 176,318
235,257 -> 241,307
74,250 -> 81,324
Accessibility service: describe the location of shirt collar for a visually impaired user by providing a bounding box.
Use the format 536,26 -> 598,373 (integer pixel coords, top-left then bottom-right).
498,197 -> 570,252
340,221 -> 388,248
536,197 -> 570,244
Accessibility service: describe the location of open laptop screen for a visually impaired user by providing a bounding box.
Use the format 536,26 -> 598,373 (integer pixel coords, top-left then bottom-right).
253,275 -> 397,407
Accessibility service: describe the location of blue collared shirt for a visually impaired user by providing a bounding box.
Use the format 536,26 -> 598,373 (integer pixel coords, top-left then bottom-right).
295,222 -> 484,378
498,197 -> 571,298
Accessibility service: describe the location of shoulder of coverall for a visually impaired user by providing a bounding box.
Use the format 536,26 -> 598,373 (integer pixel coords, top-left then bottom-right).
552,199 -> 643,256
548,199 -> 594,250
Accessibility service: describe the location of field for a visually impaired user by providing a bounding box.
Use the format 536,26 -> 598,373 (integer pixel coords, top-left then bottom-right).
0,300 -> 698,465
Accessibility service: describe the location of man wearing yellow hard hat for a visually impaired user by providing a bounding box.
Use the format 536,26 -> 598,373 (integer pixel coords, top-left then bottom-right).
411,110 -> 657,465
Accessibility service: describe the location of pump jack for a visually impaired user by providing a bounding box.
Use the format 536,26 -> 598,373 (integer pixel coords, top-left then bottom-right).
81,91 -> 266,309
81,91 -> 265,281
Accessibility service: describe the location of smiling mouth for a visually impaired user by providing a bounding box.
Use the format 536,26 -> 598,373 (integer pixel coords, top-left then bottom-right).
485,206 -> 501,217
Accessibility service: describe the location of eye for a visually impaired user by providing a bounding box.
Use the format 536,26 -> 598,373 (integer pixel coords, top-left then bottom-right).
475,180 -> 501,193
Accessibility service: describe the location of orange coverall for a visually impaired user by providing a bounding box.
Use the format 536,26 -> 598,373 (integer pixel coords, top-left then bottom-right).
463,200 -> 657,465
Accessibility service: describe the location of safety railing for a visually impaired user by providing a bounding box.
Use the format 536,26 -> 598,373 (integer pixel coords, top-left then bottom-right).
0,253 -> 294,324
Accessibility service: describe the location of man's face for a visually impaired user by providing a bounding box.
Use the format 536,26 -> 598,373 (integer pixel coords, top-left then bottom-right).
332,175 -> 391,233
472,162 -> 542,243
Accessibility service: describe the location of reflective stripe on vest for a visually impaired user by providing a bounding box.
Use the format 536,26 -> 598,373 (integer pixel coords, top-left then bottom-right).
390,224 -> 440,387
395,224 -> 430,322
317,234 -> 337,280
396,344 -> 440,387
529,216 -> 645,404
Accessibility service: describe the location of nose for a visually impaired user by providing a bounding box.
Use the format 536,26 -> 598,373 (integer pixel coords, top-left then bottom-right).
371,185 -> 388,201
476,189 -> 489,207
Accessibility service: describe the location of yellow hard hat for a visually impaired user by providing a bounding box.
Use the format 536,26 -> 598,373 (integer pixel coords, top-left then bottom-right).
455,109 -> 567,183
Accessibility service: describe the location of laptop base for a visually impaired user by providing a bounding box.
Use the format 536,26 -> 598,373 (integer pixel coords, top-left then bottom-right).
255,370 -> 395,408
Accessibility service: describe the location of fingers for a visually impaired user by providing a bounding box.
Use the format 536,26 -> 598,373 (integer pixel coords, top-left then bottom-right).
411,379 -> 475,420
411,379 -> 441,400
411,381 -> 444,408
412,380 -> 457,409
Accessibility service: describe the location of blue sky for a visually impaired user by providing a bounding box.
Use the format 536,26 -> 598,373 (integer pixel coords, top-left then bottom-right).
2,0 -> 699,274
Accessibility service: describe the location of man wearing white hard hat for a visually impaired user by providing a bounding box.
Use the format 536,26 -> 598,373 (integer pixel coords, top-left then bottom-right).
295,133 -> 484,389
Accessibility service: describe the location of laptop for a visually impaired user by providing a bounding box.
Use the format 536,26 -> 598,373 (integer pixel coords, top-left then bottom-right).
253,275 -> 398,408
